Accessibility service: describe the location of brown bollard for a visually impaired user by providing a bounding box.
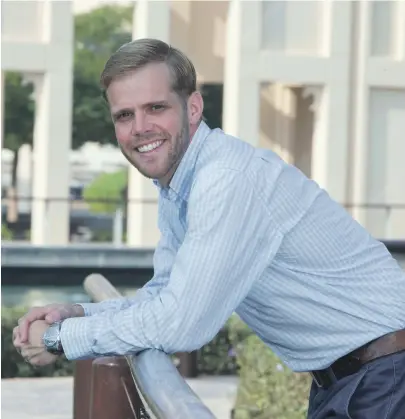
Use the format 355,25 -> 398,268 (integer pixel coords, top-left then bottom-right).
89,356 -> 147,419
73,359 -> 94,419
176,351 -> 198,378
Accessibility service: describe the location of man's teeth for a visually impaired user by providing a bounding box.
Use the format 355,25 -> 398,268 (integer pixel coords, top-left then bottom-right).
137,140 -> 163,153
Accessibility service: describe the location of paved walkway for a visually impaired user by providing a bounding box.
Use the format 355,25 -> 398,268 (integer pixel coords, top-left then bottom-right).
1,375 -> 238,419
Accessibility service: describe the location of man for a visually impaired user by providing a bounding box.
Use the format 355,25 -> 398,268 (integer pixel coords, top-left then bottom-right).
13,39 -> 405,418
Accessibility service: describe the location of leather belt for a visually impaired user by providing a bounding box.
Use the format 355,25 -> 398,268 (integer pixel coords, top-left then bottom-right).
310,329 -> 405,389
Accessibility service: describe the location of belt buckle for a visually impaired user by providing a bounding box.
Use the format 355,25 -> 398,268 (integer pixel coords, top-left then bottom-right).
310,367 -> 337,389
310,371 -> 324,388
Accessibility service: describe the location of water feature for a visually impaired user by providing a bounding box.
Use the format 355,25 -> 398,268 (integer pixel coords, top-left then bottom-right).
1,285 -> 139,307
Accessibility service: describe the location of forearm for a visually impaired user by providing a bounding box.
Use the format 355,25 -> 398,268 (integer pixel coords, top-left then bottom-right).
76,279 -> 164,317
78,296 -> 141,317
61,286 -> 230,360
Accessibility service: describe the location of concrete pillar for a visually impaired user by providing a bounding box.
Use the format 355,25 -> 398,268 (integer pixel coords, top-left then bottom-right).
222,0 -> 261,146
350,1 -> 370,227
394,0 -> 405,59
310,1 -> 352,203
31,1 -> 73,245
126,0 -> 170,247
1,71 -> 4,150
259,83 -> 297,164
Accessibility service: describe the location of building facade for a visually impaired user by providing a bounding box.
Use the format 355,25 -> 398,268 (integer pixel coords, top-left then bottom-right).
2,0 -> 405,245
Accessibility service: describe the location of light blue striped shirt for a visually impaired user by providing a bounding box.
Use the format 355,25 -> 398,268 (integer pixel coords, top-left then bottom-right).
60,121 -> 405,372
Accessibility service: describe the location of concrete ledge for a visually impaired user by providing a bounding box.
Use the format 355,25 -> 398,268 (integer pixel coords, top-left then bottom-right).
1,240 -> 404,270
1,242 -> 155,268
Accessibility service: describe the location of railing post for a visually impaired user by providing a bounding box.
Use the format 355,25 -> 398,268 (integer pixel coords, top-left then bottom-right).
89,356 -> 148,419
73,359 -> 94,419
176,351 -> 198,378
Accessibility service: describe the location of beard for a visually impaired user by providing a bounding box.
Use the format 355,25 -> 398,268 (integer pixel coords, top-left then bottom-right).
119,112 -> 190,185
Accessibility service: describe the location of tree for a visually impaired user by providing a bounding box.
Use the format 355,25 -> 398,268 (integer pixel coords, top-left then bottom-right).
3,72 -> 35,222
83,169 -> 128,214
3,72 -> 35,189
72,5 -> 133,149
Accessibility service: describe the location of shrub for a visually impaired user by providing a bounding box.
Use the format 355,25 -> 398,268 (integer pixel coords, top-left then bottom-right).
83,169 -> 127,214
228,315 -> 311,419
1,224 -> 13,240
1,306 -> 74,378
197,323 -> 238,375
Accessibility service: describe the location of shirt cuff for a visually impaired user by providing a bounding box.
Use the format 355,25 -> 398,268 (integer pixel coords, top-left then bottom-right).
75,303 -> 99,317
60,317 -> 94,360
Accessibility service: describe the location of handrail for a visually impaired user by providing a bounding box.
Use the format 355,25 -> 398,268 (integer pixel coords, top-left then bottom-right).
83,273 -> 216,419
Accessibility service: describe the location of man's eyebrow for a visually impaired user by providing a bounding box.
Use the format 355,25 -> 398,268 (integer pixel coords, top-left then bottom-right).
111,101 -> 171,119
144,100 -> 170,107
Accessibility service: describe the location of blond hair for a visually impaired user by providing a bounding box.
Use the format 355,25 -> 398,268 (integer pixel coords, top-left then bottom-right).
100,38 -> 197,100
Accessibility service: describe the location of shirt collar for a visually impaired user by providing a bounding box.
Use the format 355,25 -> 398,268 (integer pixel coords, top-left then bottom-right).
153,121 -> 212,201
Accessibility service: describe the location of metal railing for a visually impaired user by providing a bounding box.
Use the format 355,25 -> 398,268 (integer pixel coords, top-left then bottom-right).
74,273 -> 215,419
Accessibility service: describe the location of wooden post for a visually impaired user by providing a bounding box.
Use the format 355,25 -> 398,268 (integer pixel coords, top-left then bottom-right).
89,356 -> 148,419
176,351 -> 198,378
73,359 -> 94,419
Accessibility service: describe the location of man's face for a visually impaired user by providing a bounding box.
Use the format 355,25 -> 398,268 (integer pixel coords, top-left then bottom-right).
106,63 -> 196,186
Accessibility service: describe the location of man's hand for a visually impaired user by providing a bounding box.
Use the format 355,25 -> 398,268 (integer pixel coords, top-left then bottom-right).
13,320 -> 59,367
16,303 -> 84,343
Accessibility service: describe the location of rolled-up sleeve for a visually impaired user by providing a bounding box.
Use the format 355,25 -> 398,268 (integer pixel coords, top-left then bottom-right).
60,168 -> 283,360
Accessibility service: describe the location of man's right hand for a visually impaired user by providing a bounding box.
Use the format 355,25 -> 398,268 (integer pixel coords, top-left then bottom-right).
16,303 -> 85,343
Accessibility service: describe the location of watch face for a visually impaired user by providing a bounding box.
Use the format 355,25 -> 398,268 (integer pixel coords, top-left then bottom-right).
43,323 -> 63,354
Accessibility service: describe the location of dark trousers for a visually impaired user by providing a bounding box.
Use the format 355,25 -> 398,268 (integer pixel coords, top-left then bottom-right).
307,350 -> 405,419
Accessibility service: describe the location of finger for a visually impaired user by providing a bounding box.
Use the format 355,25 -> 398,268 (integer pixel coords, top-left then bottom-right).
45,305 -> 71,323
18,318 -> 30,343
18,306 -> 51,342
13,326 -> 22,348
45,309 -> 63,324
18,306 -> 41,326
21,346 -> 44,359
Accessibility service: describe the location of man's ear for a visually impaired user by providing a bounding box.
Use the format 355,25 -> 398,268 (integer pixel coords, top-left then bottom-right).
187,91 -> 204,125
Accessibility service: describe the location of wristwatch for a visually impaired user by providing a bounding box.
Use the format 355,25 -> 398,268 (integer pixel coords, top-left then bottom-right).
43,322 -> 64,355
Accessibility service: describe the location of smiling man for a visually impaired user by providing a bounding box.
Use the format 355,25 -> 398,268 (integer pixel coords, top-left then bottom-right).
13,39 -> 405,419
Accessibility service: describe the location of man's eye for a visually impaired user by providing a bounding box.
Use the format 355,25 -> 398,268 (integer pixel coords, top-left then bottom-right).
117,112 -> 131,120
151,104 -> 164,111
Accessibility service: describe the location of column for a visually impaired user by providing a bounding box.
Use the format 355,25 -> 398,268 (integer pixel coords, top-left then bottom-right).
126,0 -> 170,247
310,1 -> 352,204
350,1 -> 371,227
222,0 -> 261,146
31,1 -> 73,245
1,72 -> 4,149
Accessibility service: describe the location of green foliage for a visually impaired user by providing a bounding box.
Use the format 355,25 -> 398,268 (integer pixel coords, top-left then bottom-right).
72,5 -> 133,149
197,323 -> 238,375
2,224 -> 13,240
228,316 -> 311,419
83,169 -> 128,214
1,306 -> 74,379
3,73 -> 35,154
74,5 -> 133,80
3,73 -> 35,187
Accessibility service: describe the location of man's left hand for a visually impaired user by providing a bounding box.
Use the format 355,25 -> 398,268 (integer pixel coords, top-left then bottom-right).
13,320 -> 60,366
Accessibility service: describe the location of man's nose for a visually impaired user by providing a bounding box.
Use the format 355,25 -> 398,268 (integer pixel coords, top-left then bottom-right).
131,112 -> 151,136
